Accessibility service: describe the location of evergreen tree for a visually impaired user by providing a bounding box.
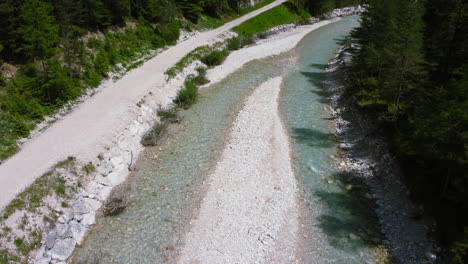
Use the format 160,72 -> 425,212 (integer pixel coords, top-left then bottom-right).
17,0 -> 59,62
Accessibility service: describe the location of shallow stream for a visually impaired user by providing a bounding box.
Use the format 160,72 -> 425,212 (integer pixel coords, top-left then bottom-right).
73,16 -> 385,264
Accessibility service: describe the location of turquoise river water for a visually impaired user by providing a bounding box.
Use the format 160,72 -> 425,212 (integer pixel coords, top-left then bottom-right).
74,16 -> 386,264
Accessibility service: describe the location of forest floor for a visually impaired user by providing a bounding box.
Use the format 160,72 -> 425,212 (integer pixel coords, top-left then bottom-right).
0,0 -> 287,211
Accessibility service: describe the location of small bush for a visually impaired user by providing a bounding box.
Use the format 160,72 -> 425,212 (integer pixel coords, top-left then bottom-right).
82,162 -> 96,174
201,49 -> 229,67
103,184 -> 129,216
191,67 -> 209,85
126,60 -> 144,72
141,122 -> 168,146
226,37 -> 241,51
174,80 -> 198,108
14,238 -> 23,248
157,106 -> 178,122
55,177 -> 66,197
257,32 -> 268,39
241,35 -> 255,47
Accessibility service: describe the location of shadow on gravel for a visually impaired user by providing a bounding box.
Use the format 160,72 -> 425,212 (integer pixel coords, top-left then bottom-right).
315,172 -> 383,253
291,128 -> 335,148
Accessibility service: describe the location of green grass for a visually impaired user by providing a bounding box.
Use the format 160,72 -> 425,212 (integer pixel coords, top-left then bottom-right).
141,122 -> 168,146
2,157 -> 76,219
233,4 -> 299,36
82,162 -> 96,174
237,0 -> 276,16
200,49 -> 229,67
165,45 -> 212,77
174,79 -> 199,109
125,60 -> 144,72
157,106 -> 178,123
196,0 -> 276,30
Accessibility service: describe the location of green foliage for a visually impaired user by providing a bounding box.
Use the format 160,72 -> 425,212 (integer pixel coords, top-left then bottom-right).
201,49 -> 229,66
2,157 -> 75,219
14,238 -> 23,248
157,107 -> 178,122
18,0 -> 59,61
141,122 -> 168,146
233,4 -> 298,36
348,0 -> 467,257
165,45 -> 212,77
174,79 -> 199,108
192,67 -> 210,85
0,0 -> 296,162
83,162 -> 96,174
226,37 -> 242,50
451,227 -> 468,264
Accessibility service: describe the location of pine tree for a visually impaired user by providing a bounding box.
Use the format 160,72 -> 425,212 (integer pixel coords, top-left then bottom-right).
17,0 -> 59,62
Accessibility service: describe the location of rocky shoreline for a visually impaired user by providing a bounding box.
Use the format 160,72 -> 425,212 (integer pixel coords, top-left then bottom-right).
325,45 -> 439,263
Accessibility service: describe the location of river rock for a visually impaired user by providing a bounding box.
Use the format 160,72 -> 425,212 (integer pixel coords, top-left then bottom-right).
72,198 -> 90,215
56,224 -> 73,239
95,185 -> 113,202
33,246 -> 51,264
94,174 -> 115,186
45,231 -> 57,250
97,160 -> 114,176
48,238 -> 76,261
69,220 -> 86,245
81,211 -> 96,226
84,197 -> 102,211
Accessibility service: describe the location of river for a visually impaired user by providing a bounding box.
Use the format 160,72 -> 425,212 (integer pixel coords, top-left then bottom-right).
73,16 -> 386,264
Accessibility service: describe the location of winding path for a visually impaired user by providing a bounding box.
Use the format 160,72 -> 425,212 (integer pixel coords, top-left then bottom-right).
0,0 -> 286,210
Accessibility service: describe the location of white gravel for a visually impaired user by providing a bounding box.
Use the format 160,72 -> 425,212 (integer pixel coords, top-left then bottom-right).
177,77 -> 300,264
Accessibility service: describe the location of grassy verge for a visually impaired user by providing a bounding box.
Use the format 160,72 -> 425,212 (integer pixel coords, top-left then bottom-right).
196,0 -> 276,30
142,66 -> 210,146
0,157 -> 85,263
233,4 -> 300,36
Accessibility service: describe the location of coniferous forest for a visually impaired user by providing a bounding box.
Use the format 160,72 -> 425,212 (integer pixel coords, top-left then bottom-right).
350,0 -> 467,262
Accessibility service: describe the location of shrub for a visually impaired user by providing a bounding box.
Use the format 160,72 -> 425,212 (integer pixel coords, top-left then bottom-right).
201,49 -> 229,67
241,35 -> 255,47
82,162 -> 96,174
14,238 -> 23,248
226,37 -> 241,51
103,184 -> 129,216
157,106 -> 178,122
174,79 -> 198,108
158,20 -> 181,44
191,67 -> 209,85
451,227 -> 468,264
257,32 -> 268,39
141,122 -> 168,146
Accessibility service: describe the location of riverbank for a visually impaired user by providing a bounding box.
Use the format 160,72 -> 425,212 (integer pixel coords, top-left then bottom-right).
325,46 -> 439,263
